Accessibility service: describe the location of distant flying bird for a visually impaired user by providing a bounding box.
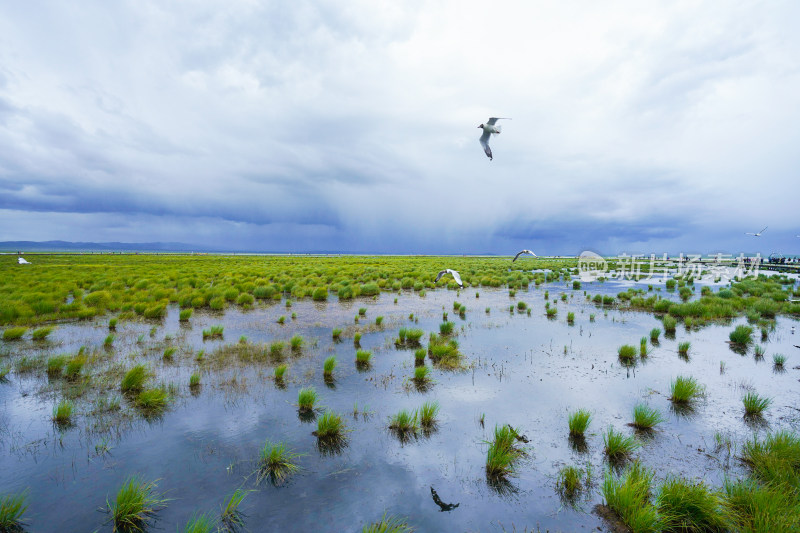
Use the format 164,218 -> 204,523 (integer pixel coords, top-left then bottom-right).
478,117 -> 511,160
745,226 -> 768,236
512,249 -> 538,262
18,257 -> 30,264
435,269 -> 463,288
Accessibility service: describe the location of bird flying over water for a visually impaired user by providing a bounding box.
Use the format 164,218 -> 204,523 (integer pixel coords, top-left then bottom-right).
18,257 -> 30,264
435,269 -> 463,288
512,249 -> 538,262
478,117 -> 510,160
745,226 -> 768,236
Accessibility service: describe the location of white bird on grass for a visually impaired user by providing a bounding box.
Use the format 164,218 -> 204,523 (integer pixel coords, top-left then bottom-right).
478,117 -> 511,160
18,257 -> 30,264
512,250 -> 538,262
745,226 -> 768,236
435,269 -> 463,288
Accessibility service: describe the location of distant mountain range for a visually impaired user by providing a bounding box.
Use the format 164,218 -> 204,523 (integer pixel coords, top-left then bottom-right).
0,240 -> 223,252
0,240 -> 498,255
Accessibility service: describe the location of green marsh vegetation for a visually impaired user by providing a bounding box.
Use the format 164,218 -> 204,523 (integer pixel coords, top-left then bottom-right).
773,353 -> 786,368
427,333 -> 464,369
618,345 -> 636,365
568,409 -> 591,439
730,324 -> 753,346
557,465 -> 589,500
220,489 -> 248,531
290,334 -> 304,351
418,401 -> 439,429
31,325 -> 54,340
313,411 -> 346,440
323,356 -> 337,379
742,391 -> 771,417
630,404 -> 664,431
274,364 -> 287,382
412,365 -> 430,386
297,387 -> 317,413
52,399 -> 74,425
362,514 -> 413,533
121,365 -> 149,393
0,489 -> 29,531
389,409 -> 419,437
413,348 -> 426,365
106,476 -> 168,532
603,427 -> 640,463
179,308 -> 192,322
669,375 -> 703,404
202,325 -> 224,340
182,512 -> 216,533
677,341 -> 690,357
331,328 -> 342,341
2,327 -> 26,340
355,349 -> 372,368
649,328 -> 660,343
257,441 -> 301,486
485,424 -> 525,483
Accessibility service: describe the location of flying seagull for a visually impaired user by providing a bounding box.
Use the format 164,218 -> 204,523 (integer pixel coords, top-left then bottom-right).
435,269 -> 463,288
512,249 -> 538,262
18,257 -> 30,264
745,226 -> 768,236
478,117 -> 511,160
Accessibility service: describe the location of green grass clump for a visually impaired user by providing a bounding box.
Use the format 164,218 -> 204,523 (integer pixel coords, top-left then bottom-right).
257,441 -> 301,485
202,325 -> 224,339
418,401 -> 439,428
353,332 -> 362,346
389,409 -> 419,434
362,514 -> 413,533
602,461 -> 658,533
414,348 -> 426,363
109,318 -> 118,330
631,404 -> 664,430
729,325 -> 753,345
104,334 -> 115,346
323,356 -> 337,378
182,512 -> 216,533
179,309 -> 192,322
135,388 -> 168,410
189,373 -> 200,388
47,355 -> 68,377
220,489 -> 248,530
567,311 -> 575,324
556,465 -> 586,498
546,307 -> 557,318
650,328 -> 661,342
298,387 -> 317,412
355,349 -> 372,366
742,391 -> 771,417
677,341 -> 691,356
375,316 -> 384,326
618,345 -> 637,362
753,344 -> 765,358
358,307 -> 367,316
662,315 -> 677,333
413,365 -> 430,384
485,425 -> 524,480
568,409 -> 591,438
107,476 -> 167,532
0,366 -> 8,380
289,335 -> 304,351
314,411 -> 345,439
274,364 -> 287,381
277,315 -> 286,324
405,328 -> 424,344
163,346 -> 176,361
64,356 -> 85,380
439,321 -> 454,335
656,477 -> 729,532
31,326 -> 55,340
269,341 -> 284,359
332,328 -> 342,340
52,399 -> 74,425
2,327 -> 27,341
603,427 -> 640,462
773,353 -> 786,367
121,365 -> 148,393
0,489 -> 29,531
669,376 -> 703,404
742,430 -> 800,488
724,478 -> 798,532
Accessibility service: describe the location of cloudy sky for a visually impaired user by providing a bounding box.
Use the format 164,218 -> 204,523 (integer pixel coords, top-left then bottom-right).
1,0 -> 799,255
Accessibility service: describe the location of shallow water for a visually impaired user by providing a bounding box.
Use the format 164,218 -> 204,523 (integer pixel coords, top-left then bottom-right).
1,280 -> 799,532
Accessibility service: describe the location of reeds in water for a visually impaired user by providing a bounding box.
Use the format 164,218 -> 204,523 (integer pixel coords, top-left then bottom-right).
107,476 -> 168,532
742,391 -> 771,417
298,387 -> 317,412
257,441 -> 301,485
603,427 -> 640,462
631,404 -> 664,430
568,409 -> 591,438
0,489 -> 28,531
669,376 -> 703,404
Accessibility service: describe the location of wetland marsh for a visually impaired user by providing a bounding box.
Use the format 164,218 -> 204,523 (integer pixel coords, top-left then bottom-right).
1,255 -> 799,531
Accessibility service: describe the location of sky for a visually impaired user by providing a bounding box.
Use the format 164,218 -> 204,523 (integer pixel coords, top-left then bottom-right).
1,0 -> 799,255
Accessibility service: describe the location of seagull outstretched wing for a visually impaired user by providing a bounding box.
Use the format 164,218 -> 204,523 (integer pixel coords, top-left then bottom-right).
435,269 -> 463,287
479,130 -> 492,160
487,117 -> 511,125
512,250 -> 537,262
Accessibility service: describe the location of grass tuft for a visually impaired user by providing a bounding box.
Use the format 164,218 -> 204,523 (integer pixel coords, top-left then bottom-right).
121,365 -> 148,393
631,404 -> 664,430
418,401 -> 439,428
298,387 -> 317,412
603,427 -> 640,462
742,391 -> 771,417
52,399 -> 74,425
0,489 -> 29,531
314,411 -> 345,439
323,356 -> 337,378
107,476 -> 168,532
362,514 -> 413,533
568,409 -> 591,438
729,324 -> 753,345
257,441 -> 301,485
669,376 -> 703,404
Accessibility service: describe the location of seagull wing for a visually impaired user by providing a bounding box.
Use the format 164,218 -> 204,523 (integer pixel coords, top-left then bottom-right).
745,232 -> 755,235
479,130 -> 492,160
435,270 -> 446,283
487,117 -> 511,125
760,226 -> 768,234
512,251 -> 523,262
449,270 -> 463,287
